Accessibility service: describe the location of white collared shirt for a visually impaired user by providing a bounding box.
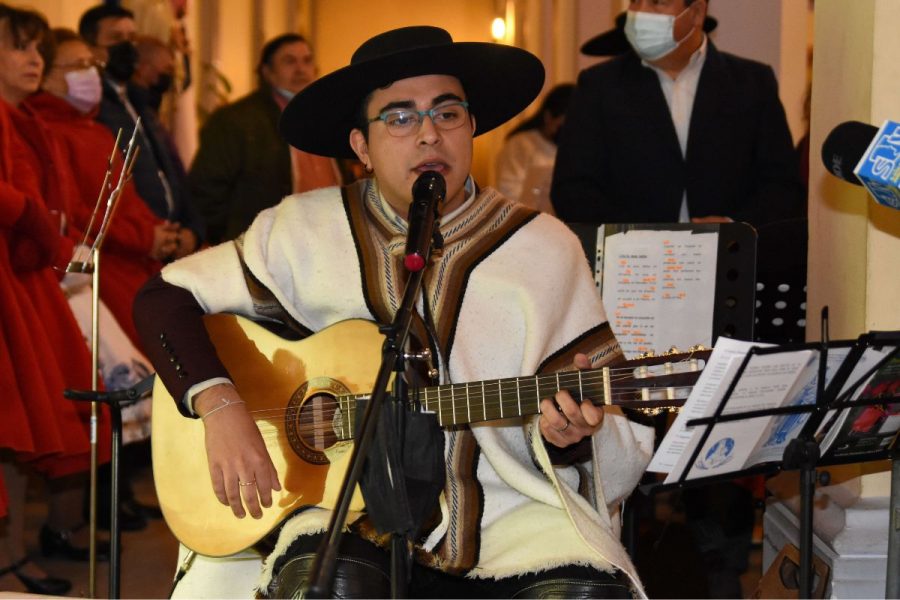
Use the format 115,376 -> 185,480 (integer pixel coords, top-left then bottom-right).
643,35 -> 708,221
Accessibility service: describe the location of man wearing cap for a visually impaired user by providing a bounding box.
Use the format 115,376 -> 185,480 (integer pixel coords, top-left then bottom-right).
135,26 -> 652,598
551,0 -> 803,228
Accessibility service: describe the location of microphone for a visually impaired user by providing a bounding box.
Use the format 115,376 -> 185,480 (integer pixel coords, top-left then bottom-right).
821,120 -> 900,209
405,171 -> 446,272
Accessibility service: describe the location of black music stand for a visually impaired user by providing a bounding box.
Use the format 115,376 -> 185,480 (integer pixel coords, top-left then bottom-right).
642,331 -> 900,598
65,375 -> 155,599
568,222 -> 756,564
567,221 -> 757,344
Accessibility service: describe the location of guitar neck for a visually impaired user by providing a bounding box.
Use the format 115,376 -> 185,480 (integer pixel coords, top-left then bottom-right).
418,370 -> 606,427
335,359 -> 701,433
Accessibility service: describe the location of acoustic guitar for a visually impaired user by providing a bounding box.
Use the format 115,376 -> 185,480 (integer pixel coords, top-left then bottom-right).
152,314 -> 708,556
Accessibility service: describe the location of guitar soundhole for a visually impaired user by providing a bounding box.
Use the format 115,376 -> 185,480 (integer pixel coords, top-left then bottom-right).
284,378 -> 349,465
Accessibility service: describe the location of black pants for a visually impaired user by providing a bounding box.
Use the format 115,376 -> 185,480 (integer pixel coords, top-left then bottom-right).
264,533 -> 634,599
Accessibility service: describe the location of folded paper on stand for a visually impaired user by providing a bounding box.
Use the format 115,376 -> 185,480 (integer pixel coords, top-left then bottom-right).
648,337 -> 895,484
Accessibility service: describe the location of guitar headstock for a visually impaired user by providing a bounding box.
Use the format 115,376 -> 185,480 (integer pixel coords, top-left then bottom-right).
613,347 -> 711,414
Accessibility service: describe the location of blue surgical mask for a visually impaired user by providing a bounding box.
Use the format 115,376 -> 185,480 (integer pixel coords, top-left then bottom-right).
624,7 -> 695,61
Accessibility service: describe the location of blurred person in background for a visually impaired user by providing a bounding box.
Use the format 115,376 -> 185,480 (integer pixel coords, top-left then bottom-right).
188,33 -> 342,245
0,5 -> 113,594
123,0 -> 197,164
494,83 -> 574,213
79,3 -> 203,260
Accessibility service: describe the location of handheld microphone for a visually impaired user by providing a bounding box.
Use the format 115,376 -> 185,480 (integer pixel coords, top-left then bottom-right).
405,171 -> 446,272
821,120 -> 900,209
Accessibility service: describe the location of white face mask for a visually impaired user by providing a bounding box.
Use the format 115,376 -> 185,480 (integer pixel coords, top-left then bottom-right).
624,7 -> 695,62
63,66 -> 102,113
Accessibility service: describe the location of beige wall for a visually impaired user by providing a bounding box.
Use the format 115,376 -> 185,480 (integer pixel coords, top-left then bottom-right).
310,0 -> 498,183
16,0 -> 95,30
806,0 -> 900,340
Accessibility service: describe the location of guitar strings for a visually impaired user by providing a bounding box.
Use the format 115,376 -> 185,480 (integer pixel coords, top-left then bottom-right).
231,364 -> 703,441
241,367 -> 697,422
241,381 -> 690,419
244,384 -> 692,443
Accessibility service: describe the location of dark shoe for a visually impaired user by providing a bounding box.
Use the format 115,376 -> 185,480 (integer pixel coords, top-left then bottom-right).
125,497 -> 163,520
0,557 -> 72,596
40,524 -> 111,562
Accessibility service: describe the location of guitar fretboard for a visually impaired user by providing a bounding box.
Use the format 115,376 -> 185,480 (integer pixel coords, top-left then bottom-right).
333,368 -> 611,439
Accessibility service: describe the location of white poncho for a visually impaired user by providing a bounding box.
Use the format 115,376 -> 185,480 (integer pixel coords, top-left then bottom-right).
162,179 -> 653,596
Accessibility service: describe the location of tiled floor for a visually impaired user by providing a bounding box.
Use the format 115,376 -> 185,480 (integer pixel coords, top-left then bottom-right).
4,467 -> 763,599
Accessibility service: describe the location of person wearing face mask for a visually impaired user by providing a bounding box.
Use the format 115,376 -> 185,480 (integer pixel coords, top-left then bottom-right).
551,0 -> 803,230
188,33 -> 343,244
78,3 -> 203,261
131,35 -> 175,114
26,25 -> 185,535
0,5 -> 117,593
28,28 -> 178,351
551,2 -> 803,597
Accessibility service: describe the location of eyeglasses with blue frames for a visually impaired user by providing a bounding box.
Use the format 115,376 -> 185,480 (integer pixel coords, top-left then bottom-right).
368,101 -> 470,137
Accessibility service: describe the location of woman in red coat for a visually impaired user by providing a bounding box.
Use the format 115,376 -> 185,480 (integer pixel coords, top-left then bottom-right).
27,28 -> 178,349
0,5 -> 110,594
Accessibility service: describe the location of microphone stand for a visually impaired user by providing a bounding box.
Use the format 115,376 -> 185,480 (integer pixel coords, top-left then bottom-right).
65,122 -> 141,598
306,177 -> 443,598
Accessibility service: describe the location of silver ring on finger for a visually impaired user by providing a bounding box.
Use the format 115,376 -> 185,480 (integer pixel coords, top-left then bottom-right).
556,420 -> 570,433
239,480 -> 257,487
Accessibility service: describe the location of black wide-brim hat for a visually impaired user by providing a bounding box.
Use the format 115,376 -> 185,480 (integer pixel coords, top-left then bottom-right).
580,12 -> 718,57
280,26 -> 545,159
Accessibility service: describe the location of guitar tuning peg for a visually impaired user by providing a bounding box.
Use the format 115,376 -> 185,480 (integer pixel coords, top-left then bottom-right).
665,346 -> 680,355
637,350 -> 656,359
688,344 -> 707,352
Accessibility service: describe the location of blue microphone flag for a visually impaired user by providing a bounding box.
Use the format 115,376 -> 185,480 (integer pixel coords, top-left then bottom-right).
853,119 -> 900,210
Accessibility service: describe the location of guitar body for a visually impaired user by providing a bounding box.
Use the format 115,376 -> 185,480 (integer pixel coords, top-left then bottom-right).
153,314 -> 707,556
152,315 -> 382,557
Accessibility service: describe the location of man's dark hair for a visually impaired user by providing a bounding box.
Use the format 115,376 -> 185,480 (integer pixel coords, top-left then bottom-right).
78,4 -> 133,46
0,3 -> 50,54
355,89 -> 377,141
507,83 -> 575,138
256,33 -> 307,82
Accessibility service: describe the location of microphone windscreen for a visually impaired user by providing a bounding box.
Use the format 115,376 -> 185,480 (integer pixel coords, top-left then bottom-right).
412,170 -> 446,203
821,121 -> 878,185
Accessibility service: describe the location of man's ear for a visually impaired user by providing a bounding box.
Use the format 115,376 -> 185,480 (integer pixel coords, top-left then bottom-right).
469,112 -> 477,135
349,129 -> 370,165
690,0 -> 707,26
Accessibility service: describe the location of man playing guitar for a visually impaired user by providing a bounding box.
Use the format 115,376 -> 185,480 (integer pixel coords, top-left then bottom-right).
135,25 -> 653,598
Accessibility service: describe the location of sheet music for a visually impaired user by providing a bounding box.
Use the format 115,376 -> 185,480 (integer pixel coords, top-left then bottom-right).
648,337 -> 768,474
668,346 -> 818,482
746,347 -> 852,465
598,229 -> 717,358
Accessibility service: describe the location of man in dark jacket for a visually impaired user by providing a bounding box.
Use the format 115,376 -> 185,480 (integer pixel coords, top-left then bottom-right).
551,0 -> 803,229
552,2 -> 802,598
79,4 -> 203,258
188,34 -> 341,244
